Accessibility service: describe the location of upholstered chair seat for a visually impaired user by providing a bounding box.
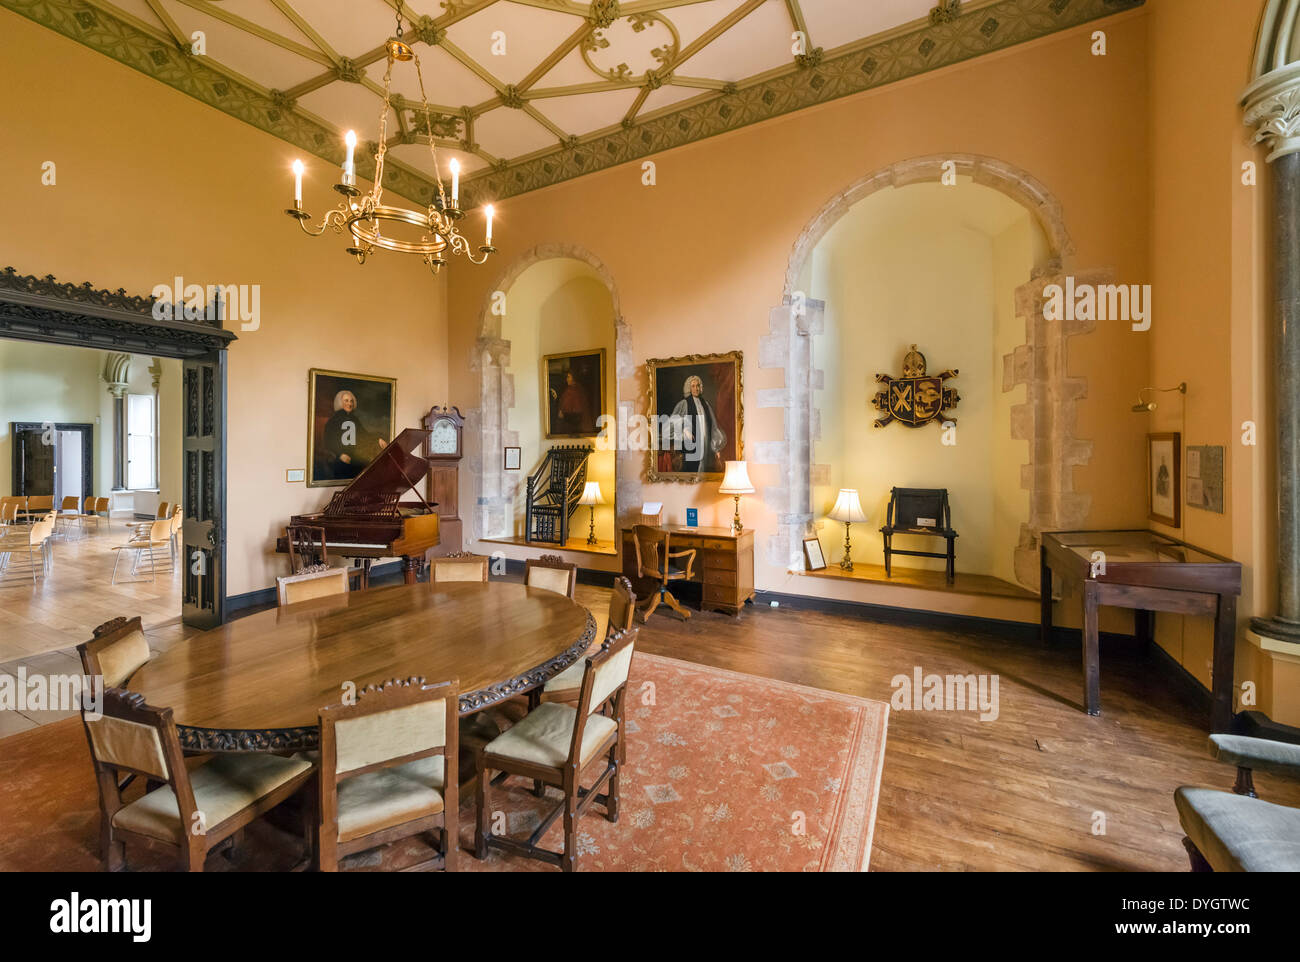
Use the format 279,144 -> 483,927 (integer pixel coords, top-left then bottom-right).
484,702 -> 618,770
334,754 -> 446,843
112,752 -> 313,843
432,553 -> 490,582
1175,787 -> 1300,872
317,677 -> 458,871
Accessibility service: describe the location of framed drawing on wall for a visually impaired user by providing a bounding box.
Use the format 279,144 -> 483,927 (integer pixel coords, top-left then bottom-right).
503,446 -> 521,471
306,368 -> 396,488
646,351 -> 743,483
1147,432 -> 1181,527
544,349 -> 605,438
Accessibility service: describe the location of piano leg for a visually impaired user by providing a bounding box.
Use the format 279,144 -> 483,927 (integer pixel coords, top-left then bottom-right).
400,555 -> 426,585
355,558 -> 371,591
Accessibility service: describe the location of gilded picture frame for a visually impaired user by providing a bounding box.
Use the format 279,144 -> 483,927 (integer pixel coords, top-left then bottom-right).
646,351 -> 743,484
306,368 -> 397,488
543,348 -> 606,439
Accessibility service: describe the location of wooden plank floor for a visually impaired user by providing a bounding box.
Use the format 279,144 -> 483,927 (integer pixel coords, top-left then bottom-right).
0,519 -> 181,664
5,571 -> 1295,870
574,585 -> 1300,871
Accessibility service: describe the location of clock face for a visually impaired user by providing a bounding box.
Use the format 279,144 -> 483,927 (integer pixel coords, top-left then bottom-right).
429,418 -> 458,455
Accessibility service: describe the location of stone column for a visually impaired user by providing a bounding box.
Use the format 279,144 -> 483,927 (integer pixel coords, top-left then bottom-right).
1245,43 -> 1300,642
102,353 -> 131,491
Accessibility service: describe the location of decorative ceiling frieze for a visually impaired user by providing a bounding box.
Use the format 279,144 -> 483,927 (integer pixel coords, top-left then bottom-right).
1,0 -> 1144,208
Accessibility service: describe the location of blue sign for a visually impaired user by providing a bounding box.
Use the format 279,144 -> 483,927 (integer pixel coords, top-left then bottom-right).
686,508 -> 698,527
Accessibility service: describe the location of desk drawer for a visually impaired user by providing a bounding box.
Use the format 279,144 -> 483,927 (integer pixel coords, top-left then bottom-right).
703,583 -> 740,606
705,567 -> 738,587
703,549 -> 737,571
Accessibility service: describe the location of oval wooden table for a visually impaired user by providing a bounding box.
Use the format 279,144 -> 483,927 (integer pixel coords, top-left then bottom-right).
128,581 -> 597,753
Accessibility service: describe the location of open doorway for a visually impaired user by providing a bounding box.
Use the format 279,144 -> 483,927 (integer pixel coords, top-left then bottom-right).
0,339 -> 183,664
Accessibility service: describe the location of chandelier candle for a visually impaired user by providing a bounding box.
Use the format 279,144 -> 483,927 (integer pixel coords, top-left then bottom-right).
343,130 -> 356,186
282,3 -> 497,275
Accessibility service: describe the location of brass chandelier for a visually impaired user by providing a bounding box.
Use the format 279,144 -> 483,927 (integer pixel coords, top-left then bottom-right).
284,4 -> 495,274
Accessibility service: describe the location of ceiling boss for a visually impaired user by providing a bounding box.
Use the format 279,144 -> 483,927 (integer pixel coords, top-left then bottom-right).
283,2 -> 496,275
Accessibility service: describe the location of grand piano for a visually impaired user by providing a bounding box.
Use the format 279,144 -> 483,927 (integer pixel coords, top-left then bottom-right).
276,427 -> 440,587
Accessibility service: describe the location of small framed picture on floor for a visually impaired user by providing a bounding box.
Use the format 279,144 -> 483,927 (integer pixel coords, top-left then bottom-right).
803,537 -> 827,571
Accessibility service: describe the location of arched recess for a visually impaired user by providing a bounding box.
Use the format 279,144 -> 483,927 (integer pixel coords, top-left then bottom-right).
756,154 -> 1097,589
467,243 -> 640,546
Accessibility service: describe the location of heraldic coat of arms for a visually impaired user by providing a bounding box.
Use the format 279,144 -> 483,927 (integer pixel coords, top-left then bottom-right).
871,344 -> 960,429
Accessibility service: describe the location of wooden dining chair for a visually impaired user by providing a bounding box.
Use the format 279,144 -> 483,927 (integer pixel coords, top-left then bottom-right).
431,552 -> 489,583
539,577 -> 636,706
317,676 -> 458,872
78,616 -> 151,689
524,553 -> 577,598
286,523 -> 329,574
631,524 -> 696,621
82,688 -> 315,871
277,567 -> 350,607
475,626 -> 638,872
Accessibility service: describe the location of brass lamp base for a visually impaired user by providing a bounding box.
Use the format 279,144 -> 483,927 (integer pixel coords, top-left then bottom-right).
587,506 -> 597,546
840,521 -> 854,571
731,495 -> 743,535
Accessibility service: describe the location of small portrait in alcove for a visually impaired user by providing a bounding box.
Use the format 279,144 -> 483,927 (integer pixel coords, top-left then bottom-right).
1146,432 -> 1181,528
646,351 -> 743,483
544,349 -> 605,438
306,369 -> 396,487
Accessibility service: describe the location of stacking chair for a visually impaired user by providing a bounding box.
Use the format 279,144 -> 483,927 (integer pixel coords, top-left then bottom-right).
524,554 -> 577,597
78,616 -> 151,689
1175,734 -> 1300,871
431,552 -> 490,583
81,688 -> 315,871
21,495 -> 53,522
0,500 -> 19,526
110,518 -> 174,584
317,677 -> 458,872
475,626 -> 638,872
0,511 -> 56,583
91,497 -> 111,530
540,577 -> 636,706
168,508 -> 183,565
276,566 -> 350,606
157,501 -> 172,520
57,496 -> 85,539
631,524 -> 695,621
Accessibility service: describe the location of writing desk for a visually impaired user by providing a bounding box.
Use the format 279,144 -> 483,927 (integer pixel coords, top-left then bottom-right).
1040,530 -> 1242,731
621,525 -> 755,616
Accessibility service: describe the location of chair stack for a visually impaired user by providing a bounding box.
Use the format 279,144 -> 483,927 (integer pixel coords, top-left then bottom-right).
0,510 -> 56,583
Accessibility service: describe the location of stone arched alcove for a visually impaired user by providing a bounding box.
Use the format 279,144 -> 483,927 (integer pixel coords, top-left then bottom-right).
467,242 -> 641,544
757,153 -> 1097,589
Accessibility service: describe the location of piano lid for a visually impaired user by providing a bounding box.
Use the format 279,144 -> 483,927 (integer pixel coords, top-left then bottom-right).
322,427 -> 432,517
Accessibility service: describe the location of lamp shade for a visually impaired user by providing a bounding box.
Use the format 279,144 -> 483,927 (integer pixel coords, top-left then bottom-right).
718,460 -> 755,495
828,488 -> 867,524
578,481 -> 604,506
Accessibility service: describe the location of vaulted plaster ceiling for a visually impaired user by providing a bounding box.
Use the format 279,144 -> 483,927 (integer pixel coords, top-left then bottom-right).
3,0 -> 1142,206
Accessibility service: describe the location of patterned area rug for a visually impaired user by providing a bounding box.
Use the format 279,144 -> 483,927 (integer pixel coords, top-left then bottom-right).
0,653 -> 888,872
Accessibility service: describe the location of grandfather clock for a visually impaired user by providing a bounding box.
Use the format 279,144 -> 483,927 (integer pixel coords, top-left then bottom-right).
422,405 -> 463,556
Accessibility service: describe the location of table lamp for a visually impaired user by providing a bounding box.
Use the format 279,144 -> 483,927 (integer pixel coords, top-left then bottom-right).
829,488 -> 867,571
578,481 -> 604,546
718,460 -> 755,535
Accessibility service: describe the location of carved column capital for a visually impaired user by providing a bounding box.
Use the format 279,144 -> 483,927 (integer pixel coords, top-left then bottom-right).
103,352 -> 131,397
1244,68 -> 1300,162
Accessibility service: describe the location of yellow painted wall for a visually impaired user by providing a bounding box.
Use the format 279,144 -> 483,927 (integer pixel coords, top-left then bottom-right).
805,181 -> 1042,586
449,11 -> 1154,619
0,12 -> 449,596
500,259 -> 617,543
